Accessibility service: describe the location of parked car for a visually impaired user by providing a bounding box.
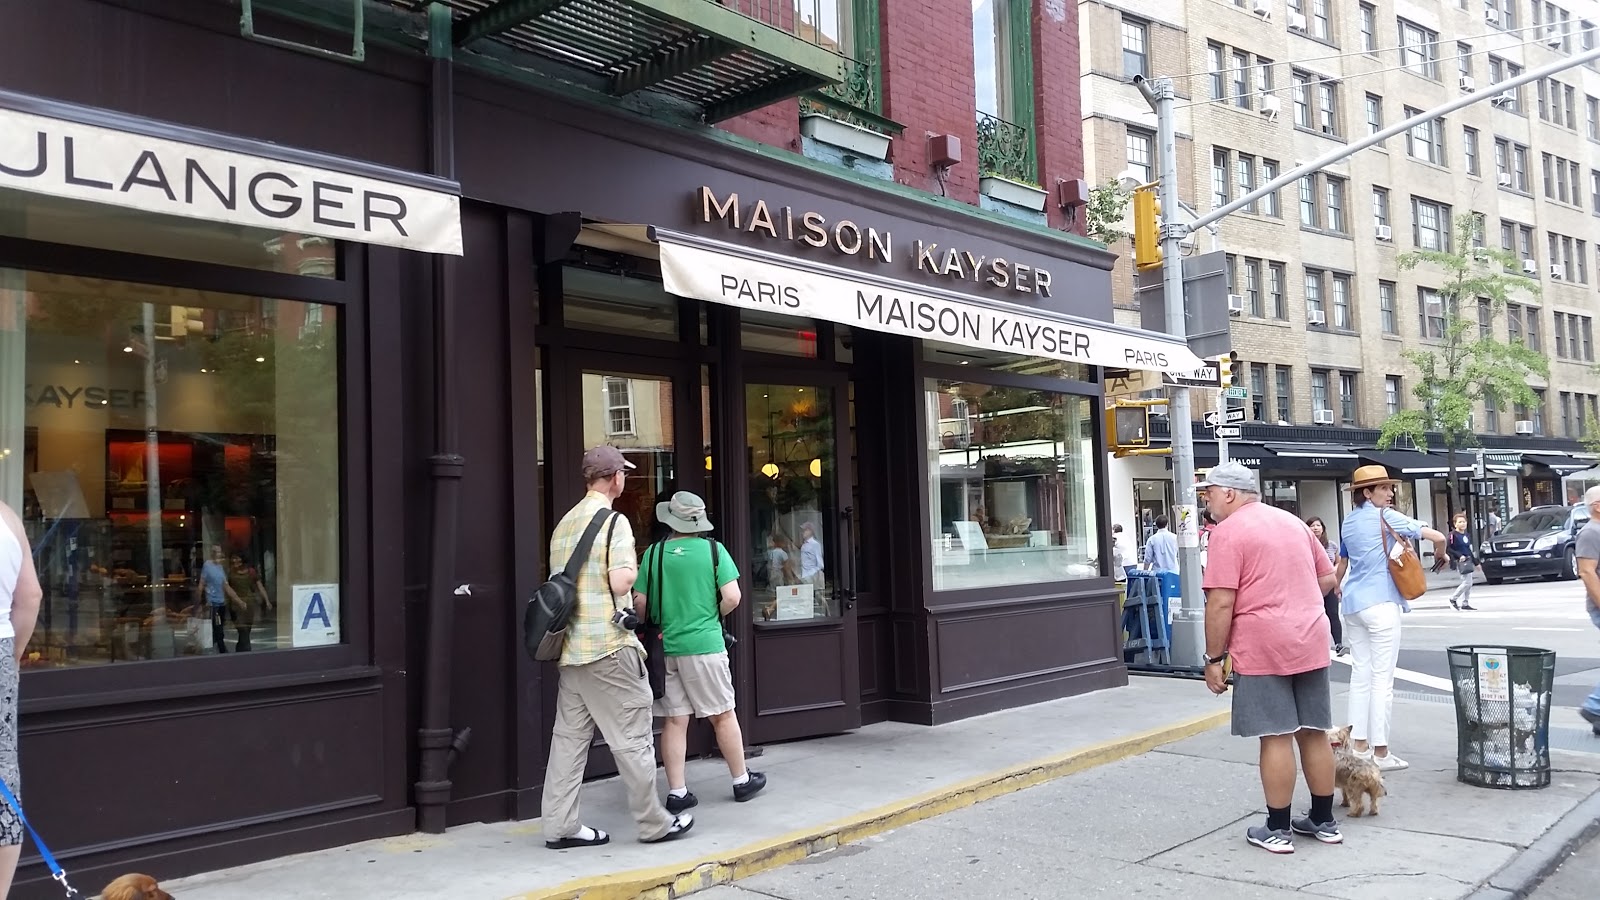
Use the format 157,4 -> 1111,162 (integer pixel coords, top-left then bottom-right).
1479,504 -> 1589,584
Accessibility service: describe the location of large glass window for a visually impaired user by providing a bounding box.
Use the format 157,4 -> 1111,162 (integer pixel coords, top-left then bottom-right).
926,381 -> 1097,590
2,271 -> 341,666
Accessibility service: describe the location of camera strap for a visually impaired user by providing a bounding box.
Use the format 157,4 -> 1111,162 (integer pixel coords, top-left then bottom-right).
598,513 -> 627,617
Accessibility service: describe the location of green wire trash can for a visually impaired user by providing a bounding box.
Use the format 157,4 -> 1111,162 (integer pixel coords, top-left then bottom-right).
1446,645 -> 1556,790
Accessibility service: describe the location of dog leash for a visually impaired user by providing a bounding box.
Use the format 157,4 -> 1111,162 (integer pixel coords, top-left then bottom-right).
0,778 -> 78,896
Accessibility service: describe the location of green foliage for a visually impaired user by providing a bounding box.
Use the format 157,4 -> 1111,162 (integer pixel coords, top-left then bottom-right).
1083,179 -> 1131,245
1379,213 -> 1547,461
1583,414 -> 1600,458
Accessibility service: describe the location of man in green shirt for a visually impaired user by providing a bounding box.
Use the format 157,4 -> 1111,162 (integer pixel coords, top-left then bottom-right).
636,492 -> 767,812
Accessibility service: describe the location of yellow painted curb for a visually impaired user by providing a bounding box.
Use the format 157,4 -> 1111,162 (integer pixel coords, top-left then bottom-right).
506,707 -> 1231,900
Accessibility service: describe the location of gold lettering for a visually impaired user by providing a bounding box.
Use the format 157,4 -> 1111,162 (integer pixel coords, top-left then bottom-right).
916,240 -> 939,272
942,247 -> 963,279
1014,263 -> 1032,292
783,206 -> 795,240
834,220 -> 863,255
1034,268 -> 1052,297
961,250 -> 983,280
699,186 -> 740,229
747,200 -> 778,237
799,212 -> 829,248
989,257 -> 1011,289
867,228 -> 892,262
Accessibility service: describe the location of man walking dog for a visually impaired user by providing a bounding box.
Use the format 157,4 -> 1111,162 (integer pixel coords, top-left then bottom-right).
1198,462 -> 1341,853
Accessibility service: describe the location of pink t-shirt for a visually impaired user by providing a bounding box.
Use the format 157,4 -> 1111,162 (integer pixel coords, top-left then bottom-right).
1201,500 -> 1333,676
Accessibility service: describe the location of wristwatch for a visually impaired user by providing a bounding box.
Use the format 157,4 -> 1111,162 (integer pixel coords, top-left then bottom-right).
1205,652 -> 1229,666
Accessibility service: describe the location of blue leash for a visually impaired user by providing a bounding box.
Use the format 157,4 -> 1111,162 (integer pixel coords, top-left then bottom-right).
0,778 -> 77,896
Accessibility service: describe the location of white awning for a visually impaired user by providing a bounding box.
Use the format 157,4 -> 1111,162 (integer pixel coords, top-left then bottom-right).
646,226 -> 1203,373
1,99 -> 462,255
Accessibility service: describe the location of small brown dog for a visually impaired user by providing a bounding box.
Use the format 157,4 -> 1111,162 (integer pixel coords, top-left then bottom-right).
1327,725 -> 1386,817
99,873 -> 173,900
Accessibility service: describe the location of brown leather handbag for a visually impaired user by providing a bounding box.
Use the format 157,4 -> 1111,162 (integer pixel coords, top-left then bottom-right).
1381,516 -> 1427,601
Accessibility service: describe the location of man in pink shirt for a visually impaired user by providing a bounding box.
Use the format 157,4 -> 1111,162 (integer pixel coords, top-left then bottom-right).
1198,462 -> 1340,855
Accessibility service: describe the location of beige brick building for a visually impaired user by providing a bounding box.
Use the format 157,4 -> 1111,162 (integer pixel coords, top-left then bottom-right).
1084,0 -> 1600,538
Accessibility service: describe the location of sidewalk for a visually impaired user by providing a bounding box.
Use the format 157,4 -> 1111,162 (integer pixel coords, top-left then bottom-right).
166,680 -> 1600,900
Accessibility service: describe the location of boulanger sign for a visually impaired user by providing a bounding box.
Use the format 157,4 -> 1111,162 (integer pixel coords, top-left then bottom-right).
653,228 -> 1204,373
0,106 -> 463,255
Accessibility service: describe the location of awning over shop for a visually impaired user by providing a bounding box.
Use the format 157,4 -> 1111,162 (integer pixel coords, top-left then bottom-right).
1429,450 -> 1519,474
1193,442 -> 1274,469
1357,448 -> 1452,476
647,226 -> 1206,373
0,90 -> 463,254
1524,453 -> 1591,474
1261,443 -> 1358,474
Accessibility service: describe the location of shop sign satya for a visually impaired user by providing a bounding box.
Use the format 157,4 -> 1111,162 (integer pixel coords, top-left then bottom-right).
696,186 -> 1053,299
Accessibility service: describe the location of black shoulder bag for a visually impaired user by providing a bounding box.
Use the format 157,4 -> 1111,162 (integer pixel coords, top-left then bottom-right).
523,509 -> 615,661
708,538 -> 737,651
638,543 -> 668,699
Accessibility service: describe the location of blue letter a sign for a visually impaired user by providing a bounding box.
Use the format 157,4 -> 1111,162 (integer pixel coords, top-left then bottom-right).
292,583 -> 341,647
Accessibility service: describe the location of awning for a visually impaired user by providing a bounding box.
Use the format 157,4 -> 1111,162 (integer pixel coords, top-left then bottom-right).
1357,449 -> 1452,476
1428,451 -> 1519,475
1,91 -> 463,254
1193,442 -> 1274,470
1261,443 -> 1358,474
1525,453 -> 1590,474
649,226 -> 1204,373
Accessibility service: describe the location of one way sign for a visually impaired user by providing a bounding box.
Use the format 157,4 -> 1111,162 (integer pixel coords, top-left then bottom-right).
1205,407 -> 1248,427
1164,366 -> 1219,388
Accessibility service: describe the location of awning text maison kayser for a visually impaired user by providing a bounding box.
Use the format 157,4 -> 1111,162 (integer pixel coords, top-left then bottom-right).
696,186 -> 1053,298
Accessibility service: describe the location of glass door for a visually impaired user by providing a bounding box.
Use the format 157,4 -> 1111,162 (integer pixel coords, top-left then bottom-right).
744,372 -> 860,742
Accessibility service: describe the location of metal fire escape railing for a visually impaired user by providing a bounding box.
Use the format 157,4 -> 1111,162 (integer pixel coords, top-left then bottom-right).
976,111 -> 1037,185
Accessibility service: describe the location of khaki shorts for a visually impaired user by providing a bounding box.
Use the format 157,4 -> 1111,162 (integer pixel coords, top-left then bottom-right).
657,651 -> 736,718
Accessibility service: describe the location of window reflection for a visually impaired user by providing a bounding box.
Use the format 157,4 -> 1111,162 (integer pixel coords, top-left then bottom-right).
927,380 -> 1098,590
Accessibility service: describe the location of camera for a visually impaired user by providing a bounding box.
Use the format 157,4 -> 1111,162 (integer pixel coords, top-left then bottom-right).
612,607 -> 641,631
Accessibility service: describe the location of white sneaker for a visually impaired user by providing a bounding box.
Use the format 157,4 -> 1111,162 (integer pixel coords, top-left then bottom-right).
1374,752 -> 1409,771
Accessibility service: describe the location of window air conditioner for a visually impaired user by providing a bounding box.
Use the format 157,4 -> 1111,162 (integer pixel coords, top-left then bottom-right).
1375,224 -> 1393,241
1307,309 -> 1327,326
1253,0 -> 1271,18
1485,9 -> 1499,25
1498,172 -> 1514,186
1260,95 -> 1282,119
1227,293 -> 1246,315
1288,12 -> 1307,31
1546,30 -> 1564,49
1550,264 -> 1564,279
1314,409 -> 1336,425
1522,258 -> 1538,274
1491,90 -> 1515,106
1515,420 -> 1535,434
1459,75 -> 1476,92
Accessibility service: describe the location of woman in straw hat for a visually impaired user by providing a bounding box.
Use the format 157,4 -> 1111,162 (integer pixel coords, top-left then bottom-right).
1334,465 -> 1448,772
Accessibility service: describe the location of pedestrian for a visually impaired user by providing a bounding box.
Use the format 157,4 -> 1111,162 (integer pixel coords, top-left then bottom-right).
1197,463 -> 1341,854
1445,513 -> 1478,611
1488,508 -> 1502,537
1143,514 -> 1178,574
198,545 -> 242,654
1306,517 -> 1346,655
0,500 -> 43,896
635,492 -> 766,813
541,447 -> 692,849
1335,465 -> 1449,772
1111,524 -> 1137,581
1573,486 -> 1600,735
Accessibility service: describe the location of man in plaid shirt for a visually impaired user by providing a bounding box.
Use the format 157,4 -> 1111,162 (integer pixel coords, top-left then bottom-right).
541,446 -> 692,848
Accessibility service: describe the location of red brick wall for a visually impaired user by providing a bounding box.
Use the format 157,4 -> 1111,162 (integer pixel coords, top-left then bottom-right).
1032,0 -> 1083,232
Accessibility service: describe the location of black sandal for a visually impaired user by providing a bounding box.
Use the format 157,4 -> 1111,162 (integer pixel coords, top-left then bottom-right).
642,814 -> 695,843
545,827 -> 610,849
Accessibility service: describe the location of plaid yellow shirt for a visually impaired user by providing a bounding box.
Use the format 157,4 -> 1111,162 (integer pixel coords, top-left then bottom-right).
549,491 -> 640,667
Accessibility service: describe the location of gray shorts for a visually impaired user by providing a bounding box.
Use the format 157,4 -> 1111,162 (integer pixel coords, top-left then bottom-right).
1231,666 -> 1333,738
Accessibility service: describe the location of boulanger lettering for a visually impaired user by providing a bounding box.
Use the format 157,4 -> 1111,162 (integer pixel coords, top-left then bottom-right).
697,186 -> 1052,298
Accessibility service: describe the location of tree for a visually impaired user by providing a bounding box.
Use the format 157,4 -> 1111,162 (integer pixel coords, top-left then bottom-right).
1083,180 -> 1131,245
1378,213 -> 1547,528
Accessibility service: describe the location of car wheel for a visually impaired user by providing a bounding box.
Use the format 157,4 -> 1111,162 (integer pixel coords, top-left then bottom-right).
1486,577 -> 1504,585
1561,547 -> 1578,580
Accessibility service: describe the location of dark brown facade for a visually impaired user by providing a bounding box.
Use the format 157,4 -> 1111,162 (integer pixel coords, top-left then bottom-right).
0,1 -> 1131,894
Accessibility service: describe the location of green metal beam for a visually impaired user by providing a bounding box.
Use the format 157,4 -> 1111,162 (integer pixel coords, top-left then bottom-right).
634,0 -> 846,86
452,0 -> 575,46
610,35 -> 738,96
428,2 -> 452,59
703,71 -> 829,123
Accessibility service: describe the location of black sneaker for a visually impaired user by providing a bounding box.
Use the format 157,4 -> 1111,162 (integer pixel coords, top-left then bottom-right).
665,791 -> 698,814
733,771 -> 767,802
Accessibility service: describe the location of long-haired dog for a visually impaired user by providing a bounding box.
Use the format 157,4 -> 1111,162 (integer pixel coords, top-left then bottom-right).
1327,725 -> 1386,816
100,873 -> 173,900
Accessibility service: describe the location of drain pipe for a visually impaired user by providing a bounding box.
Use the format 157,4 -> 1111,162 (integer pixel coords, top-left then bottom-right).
415,2 -> 467,836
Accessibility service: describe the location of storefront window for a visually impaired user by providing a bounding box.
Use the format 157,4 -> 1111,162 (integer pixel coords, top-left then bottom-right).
923,340 -> 1090,381
1,268 -> 341,667
926,380 -> 1098,590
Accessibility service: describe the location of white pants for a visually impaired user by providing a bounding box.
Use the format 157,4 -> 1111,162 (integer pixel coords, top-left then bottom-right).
1345,601 -> 1403,748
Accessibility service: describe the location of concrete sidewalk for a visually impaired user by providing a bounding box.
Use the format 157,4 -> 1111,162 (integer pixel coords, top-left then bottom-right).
166,678 -> 1230,900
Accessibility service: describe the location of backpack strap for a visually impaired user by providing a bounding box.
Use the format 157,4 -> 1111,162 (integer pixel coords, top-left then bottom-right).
562,508 -> 615,581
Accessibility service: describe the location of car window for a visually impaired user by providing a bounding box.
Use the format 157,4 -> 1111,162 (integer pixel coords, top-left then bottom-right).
1503,512 -> 1559,534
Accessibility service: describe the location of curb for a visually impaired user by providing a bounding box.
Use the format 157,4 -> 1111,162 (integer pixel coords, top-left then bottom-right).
507,708 -> 1232,900
1464,786 -> 1600,900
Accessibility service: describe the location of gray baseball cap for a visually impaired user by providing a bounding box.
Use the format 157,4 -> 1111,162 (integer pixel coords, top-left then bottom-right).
1195,461 -> 1258,492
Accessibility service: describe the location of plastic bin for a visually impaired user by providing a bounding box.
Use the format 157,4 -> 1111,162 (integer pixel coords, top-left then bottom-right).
1446,645 -> 1556,790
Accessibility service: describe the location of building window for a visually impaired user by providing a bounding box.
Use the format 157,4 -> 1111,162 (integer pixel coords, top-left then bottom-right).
1275,367 -> 1292,423
1231,51 -> 1250,109
1420,287 -> 1445,338
1261,160 -> 1281,216
1478,297 -> 1493,340
1458,43 -> 1473,80
1255,55 -> 1275,96
1512,144 -> 1529,191
1121,17 -> 1149,79
974,0 -> 1037,183
1339,373 -> 1357,424
603,376 -> 636,434
1412,197 -> 1450,251
1533,390 -> 1546,435
1360,3 -> 1377,52
1212,148 -> 1231,209
1208,43 -> 1225,101
1269,262 -> 1287,319
1310,0 -> 1331,41
1317,81 -> 1340,135
1587,96 -> 1598,140
1519,224 -> 1534,266
1463,126 -> 1479,175
1562,392 -> 1574,438
1311,370 -> 1330,416
1250,364 -> 1267,421
1584,317 -> 1595,361
1332,274 -> 1353,329
1237,154 -> 1257,213
1365,94 -> 1383,137
1405,107 -> 1445,165
925,380 -> 1096,590
1592,171 -> 1600,214
1245,258 -> 1263,317
1485,391 -> 1500,433
1399,20 -> 1440,80
1385,376 -> 1401,416
1373,187 -> 1390,228
1507,303 -> 1524,345
1379,281 -> 1397,334
1526,305 -> 1541,351
2,268 -> 344,667
1125,129 -> 1154,183
1325,177 -> 1346,233
1305,268 -> 1324,319
1292,72 -> 1312,128
1299,176 -> 1318,227
1556,312 -> 1569,358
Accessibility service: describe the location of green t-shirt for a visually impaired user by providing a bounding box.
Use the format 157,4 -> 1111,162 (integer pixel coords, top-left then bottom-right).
638,538 -> 740,657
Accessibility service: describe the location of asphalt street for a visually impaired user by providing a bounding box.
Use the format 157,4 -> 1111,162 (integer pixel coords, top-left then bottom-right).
1529,829 -> 1600,899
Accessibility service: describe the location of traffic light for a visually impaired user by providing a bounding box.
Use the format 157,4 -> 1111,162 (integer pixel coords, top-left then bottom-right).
1106,404 -> 1151,450
1216,353 -> 1236,388
1132,186 -> 1162,271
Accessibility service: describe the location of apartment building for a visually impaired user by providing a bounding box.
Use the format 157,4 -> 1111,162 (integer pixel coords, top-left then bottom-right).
1085,0 -> 1600,537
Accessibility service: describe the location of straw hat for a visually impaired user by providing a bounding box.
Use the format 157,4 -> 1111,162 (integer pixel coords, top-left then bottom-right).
1350,464 -> 1401,492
